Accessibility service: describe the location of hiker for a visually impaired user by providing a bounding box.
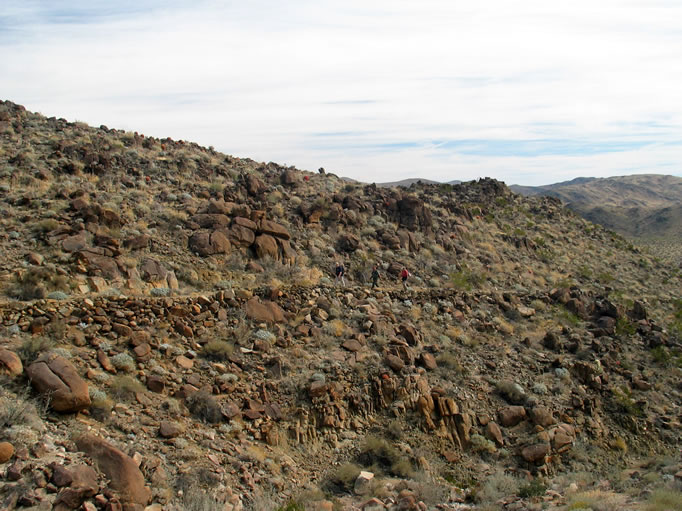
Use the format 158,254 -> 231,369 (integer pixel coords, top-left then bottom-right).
335,261 -> 346,286
400,267 -> 410,290
371,265 -> 380,289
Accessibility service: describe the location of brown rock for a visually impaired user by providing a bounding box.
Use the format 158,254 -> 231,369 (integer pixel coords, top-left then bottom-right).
26,353 -> 90,412
62,233 -> 89,252
530,406 -> 555,427
385,354 -> 405,372
229,224 -> 256,247
158,421 -> 183,439
485,422 -> 504,446
245,298 -> 285,323
258,219 -> 291,240
521,443 -> 550,463
75,434 -> 151,511
0,348 -> 23,377
309,381 -> 328,398
51,464 -> 74,487
398,324 -> 421,346
498,406 -> 527,427
26,252 -> 45,265
253,234 -> 279,260
189,230 -> 231,256
175,356 -> 194,370
419,353 -> 437,370
0,442 -> 14,463
133,343 -> 151,361
146,375 -> 165,393
342,339 -> 362,352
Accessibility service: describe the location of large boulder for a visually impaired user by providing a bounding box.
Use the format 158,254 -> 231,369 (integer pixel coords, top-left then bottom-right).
253,234 -> 279,260
0,348 -> 23,377
229,224 -> 256,247
189,214 -> 230,229
75,434 -> 151,511
189,230 -> 231,256
259,219 -> 290,240
245,298 -> 285,323
26,353 -> 90,412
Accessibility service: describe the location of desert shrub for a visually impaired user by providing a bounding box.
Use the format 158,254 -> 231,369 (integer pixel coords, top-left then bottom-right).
328,463 -> 362,492
566,490 -> 630,511
449,268 -> 484,291
110,352 -> 136,372
387,419 -> 403,440
202,340 -> 234,361
611,386 -> 644,417
476,471 -> 519,504
186,390 -> 222,424
31,218 -> 59,234
109,375 -> 145,402
7,267 -> 69,300
470,434 -> 496,454
169,487 -> 225,511
18,336 -> 54,363
436,352 -> 464,374
496,380 -> 527,405
0,393 -> 36,430
615,317 -> 636,336
646,488 -> 682,511
517,478 -> 546,498
358,435 -> 411,477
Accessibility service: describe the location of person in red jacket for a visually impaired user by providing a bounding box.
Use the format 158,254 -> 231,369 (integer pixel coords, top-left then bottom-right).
400,267 -> 410,290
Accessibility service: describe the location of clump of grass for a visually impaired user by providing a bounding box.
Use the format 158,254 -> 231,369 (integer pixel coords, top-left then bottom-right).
18,336 -> 54,363
646,488 -> 682,511
327,463 -> 362,493
476,471 -> 519,505
0,393 -> 36,429
358,434 -> 413,478
436,352 -> 465,374
496,380 -> 527,405
110,352 -> 136,372
7,267 -> 69,301
109,375 -> 145,402
186,390 -> 222,424
202,340 -> 234,361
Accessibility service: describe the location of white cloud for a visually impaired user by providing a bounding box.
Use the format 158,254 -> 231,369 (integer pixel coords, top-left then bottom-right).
1,0 -> 681,185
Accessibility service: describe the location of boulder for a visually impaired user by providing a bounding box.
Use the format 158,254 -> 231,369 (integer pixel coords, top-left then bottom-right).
259,219 -> 290,240
190,214 -> 230,228
354,471 -> 375,496
498,406 -> 526,427
228,224 -> 256,247
75,434 -> 151,511
253,234 -> 279,260
158,421 -> 183,439
62,233 -> 89,253
26,353 -> 90,412
189,230 -> 231,256
0,442 -> 14,463
521,443 -> 550,463
0,348 -> 23,377
245,298 -> 285,323
485,422 -> 504,446
530,406 -> 555,427
337,234 -> 360,253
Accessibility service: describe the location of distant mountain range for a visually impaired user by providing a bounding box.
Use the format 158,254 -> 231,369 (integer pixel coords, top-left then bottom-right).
510,174 -> 682,240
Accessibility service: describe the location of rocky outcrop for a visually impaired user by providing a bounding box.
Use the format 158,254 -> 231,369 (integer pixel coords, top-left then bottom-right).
26,353 -> 90,412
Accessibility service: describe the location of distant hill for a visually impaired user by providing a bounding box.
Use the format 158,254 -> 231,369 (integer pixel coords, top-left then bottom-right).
510,174 -> 682,241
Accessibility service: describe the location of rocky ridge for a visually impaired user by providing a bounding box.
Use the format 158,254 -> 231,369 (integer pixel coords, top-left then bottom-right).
0,100 -> 681,510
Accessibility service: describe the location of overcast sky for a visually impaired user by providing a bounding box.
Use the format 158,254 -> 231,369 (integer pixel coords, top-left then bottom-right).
3,0 -> 682,185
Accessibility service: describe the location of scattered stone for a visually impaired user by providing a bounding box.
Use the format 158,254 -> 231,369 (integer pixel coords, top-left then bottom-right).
26,353 -> 91,412
499,406 -> 527,427
0,442 -> 14,463
354,471 -> 374,496
0,348 -> 23,377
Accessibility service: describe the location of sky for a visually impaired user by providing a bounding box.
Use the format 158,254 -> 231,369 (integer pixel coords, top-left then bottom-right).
2,1 -> 682,186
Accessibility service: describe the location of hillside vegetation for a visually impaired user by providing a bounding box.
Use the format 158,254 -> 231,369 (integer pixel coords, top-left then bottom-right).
511,175 -> 682,265
0,100 -> 681,511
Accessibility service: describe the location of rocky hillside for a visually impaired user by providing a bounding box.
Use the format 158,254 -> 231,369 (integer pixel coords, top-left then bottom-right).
1,100 -> 681,511
510,175 -> 682,264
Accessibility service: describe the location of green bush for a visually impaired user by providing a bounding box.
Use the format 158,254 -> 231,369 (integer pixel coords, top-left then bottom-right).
109,375 -> 145,402
518,478 -> 546,498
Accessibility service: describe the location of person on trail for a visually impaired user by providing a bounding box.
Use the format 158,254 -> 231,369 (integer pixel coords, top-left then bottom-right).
335,261 -> 346,286
400,267 -> 410,290
371,265 -> 380,289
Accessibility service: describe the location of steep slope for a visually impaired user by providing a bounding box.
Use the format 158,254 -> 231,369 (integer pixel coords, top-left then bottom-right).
0,101 -> 681,511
